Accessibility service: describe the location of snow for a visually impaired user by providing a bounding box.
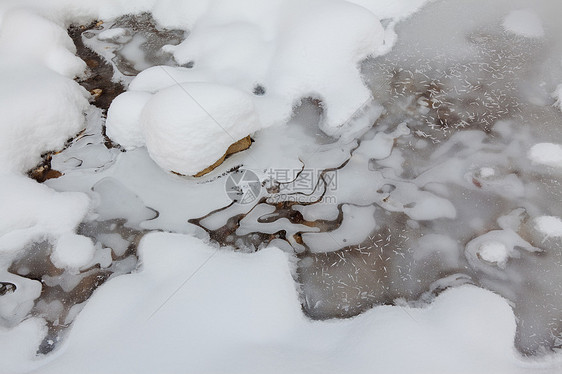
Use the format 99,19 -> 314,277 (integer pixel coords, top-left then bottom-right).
31,232 -> 542,374
92,177 -> 157,226
555,84 -> 562,112
534,216 -> 562,238
0,173 -> 90,254
0,318 -> 47,374
528,143 -> 562,168
0,273 -> 42,327
51,233 -> 95,272
478,241 -> 509,268
0,63 -> 89,174
105,91 -> 151,150
0,8 -> 86,78
142,82 -> 261,175
480,167 -> 496,178
302,205 -> 376,253
96,27 -> 129,42
347,0 -> 431,20
465,227 -> 540,277
502,9 -> 544,38
105,0 -> 392,174
356,122 -> 410,160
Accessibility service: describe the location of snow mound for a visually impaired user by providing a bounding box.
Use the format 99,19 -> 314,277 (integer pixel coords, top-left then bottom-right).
142,82 -> 261,175
105,91 -> 152,150
502,9 -> 544,38
528,143 -> 562,168
51,233 -> 95,272
478,241 -> 509,268
0,8 -> 86,78
0,173 -> 90,254
0,63 -> 89,174
534,216 -> 562,238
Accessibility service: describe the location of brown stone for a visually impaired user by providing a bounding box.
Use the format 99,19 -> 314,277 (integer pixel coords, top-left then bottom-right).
29,164 -> 63,183
192,135 -> 252,177
90,88 -> 103,99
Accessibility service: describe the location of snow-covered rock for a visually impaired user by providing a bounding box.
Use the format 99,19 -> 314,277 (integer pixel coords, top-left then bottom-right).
141,82 -> 261,175
0,63 -> 89,174
51,233 -> 95,273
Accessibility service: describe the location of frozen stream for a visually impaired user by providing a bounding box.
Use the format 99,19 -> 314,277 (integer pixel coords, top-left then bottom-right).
4,0 -> 562,360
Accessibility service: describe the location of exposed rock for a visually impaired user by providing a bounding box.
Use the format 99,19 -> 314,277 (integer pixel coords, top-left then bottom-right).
193,135 -> 252,177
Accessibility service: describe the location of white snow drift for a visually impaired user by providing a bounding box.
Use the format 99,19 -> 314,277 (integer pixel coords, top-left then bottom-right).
30,233 -> 540,374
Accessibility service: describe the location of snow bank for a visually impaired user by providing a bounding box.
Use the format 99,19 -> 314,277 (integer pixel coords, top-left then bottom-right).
0,8 -> 86,78
0,6 -> 92,176
31,232 -> 545,374
0,173 -> 90,254
502,9 -> 544,38
0,63 -> 89,174
0,318 -> 47,374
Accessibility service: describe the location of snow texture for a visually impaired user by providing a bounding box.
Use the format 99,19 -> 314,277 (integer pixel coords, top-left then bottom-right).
142,83 -> 261,175
528,143 -> 562,168
50,233 -> 95,272
0,63 -> 89,174
502,9 -> 544,38
32,233 -> 536,374
534,216 -> 562,238
0,173 -> 89,254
